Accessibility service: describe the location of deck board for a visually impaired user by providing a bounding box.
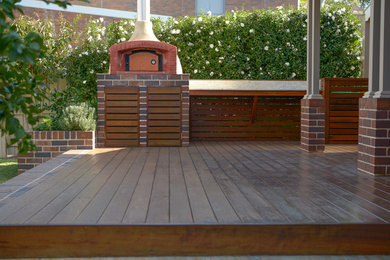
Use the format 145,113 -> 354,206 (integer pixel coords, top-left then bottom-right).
1,142 -> 390,225
169,147 -> 193,223
49,149 -> 129,224
98,147 -> 148,224
180,147 -> 217,223
122,147 -> 159,224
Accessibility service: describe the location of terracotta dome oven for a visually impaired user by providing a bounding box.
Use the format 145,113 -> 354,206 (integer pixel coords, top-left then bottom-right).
109,40 -> 179,75
96,1 -> 189,148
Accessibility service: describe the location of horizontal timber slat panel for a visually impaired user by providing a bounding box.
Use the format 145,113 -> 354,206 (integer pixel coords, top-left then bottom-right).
106,121 -> 139,127
193,121 -> 300,127
105,87 -> 139,93
191,132 -> 299,138
329,135 -> 358,141
148,140 -> 181,146
106,127 -> 138,133
106,107 -> 139,114
105,87 -> 139,147
149,101 -> 181,107
330,99 -> 358,105
191,126 -> 300,133
148,133 -> 181,139
148,87 -> 181,93
105,140 -> 139,146
106,114 -> 139,120
148,95 -> 180,101
148,127 -> 181,132
322,78 -> 368,144
148,107 -> 181,114
329,86 -> 367,92
106,101 -> 138,107
106,133 -> 139,139
329,111 -> 359,117
148,87 -> 182,146
106,94 -> 139,101
148,120 -> 181,127
329,117 -> 359,123
329,123 -> 358,129
329,129 -> 359,135
190,93 -> 302,141
148,114 -> 181,120
330,93 -> 365,98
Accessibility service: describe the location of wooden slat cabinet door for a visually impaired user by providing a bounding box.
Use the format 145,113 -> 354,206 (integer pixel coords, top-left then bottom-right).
147,87 -> 182,146
105,87 -> 139,147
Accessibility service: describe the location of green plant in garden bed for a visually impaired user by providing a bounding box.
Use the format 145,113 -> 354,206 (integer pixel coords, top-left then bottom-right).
34,103 -> 96,131
0,159 -> 18,184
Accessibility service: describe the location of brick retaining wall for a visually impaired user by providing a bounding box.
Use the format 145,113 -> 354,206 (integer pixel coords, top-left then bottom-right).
18,131 -> 95,174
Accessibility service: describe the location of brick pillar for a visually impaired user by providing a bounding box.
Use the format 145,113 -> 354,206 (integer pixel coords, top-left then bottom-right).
181,79 -> 190,146
358,98 -> 390,175
139,85 -> 147,147
300,98 -> 326,152
96,74 -> 106,148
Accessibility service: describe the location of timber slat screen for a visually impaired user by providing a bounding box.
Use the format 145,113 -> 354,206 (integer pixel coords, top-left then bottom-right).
147,87 -> 182,146
322,78 -> 368,144
190,91 -> 304,141
105,87 -> 139,146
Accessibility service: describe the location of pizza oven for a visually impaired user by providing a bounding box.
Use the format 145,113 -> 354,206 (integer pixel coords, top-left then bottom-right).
97,17 -> 189,148
109,38 -> 179,75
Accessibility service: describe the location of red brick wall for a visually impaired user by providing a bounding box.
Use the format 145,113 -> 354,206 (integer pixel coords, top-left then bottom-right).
225,0 -> 297,12
18,131 -> 95,174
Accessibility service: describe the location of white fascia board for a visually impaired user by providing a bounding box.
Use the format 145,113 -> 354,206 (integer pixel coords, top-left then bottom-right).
18,0 -> 170,20
365,5 -> 371,22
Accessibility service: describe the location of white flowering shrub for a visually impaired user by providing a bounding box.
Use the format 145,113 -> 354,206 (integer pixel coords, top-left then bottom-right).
12,3 -> 361,116
161,4 -> 361,79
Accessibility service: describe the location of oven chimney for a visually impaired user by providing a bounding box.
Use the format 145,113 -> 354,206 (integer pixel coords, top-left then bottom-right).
130,0 -> 159,41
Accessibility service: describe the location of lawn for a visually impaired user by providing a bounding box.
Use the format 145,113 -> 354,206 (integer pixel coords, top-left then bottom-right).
0,159 -> 18,184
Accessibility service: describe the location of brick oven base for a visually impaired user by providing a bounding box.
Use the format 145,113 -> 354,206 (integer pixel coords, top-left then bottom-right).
97,73 -> 190,147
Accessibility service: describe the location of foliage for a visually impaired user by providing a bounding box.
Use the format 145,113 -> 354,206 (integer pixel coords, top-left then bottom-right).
11,3 -> 362,124
57,103 -> 96,131
0,0 -> 87,154
33,115 -> 56,130
162,5 -> 361,80
0,158 -> 17,184
13,14 -> 81,84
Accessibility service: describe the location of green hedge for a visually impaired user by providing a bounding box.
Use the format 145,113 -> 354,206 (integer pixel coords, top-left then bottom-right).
13,3 -> 362,111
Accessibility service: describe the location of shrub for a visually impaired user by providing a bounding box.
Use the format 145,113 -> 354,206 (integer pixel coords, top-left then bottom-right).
33,115 -> 55,131
57,103 -> 96,131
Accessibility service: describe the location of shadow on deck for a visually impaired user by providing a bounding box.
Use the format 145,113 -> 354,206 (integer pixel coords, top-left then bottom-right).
1,142 -> 390,257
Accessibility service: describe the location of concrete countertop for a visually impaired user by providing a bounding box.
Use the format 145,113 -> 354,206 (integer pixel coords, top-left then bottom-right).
189,79 -> 308,91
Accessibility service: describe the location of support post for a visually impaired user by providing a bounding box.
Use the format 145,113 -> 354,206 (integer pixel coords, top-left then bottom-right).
301,0 -> 325,153
364,0 -> 381,97
305,0 -> 313,98
358,0 -> 390,175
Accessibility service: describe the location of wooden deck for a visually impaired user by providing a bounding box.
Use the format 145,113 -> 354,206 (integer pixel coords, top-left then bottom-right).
1,141 -> 390,257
